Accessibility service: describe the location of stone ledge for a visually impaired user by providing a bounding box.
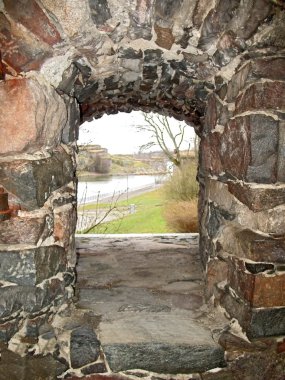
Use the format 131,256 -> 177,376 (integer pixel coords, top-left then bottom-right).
99,313 -> 226,374
103,342 -> 226,374
75,233 -> 199,239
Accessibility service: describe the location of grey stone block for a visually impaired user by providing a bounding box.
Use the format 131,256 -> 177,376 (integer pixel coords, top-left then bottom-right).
100,313 -> 225,373
103,342 -> 225,374
221,285 -> 285,338
0,246 -> 66,286
70,326 -> 101,369
0,147 -> 74,210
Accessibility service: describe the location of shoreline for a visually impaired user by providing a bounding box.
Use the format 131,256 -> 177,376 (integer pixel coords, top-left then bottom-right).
78,171 -> 168,180
78,183 -> 163,206
98,183 -> 163,204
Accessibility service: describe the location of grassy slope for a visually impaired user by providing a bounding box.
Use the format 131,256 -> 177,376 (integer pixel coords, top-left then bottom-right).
85,188 -> 172,234
110,154 -> 158,175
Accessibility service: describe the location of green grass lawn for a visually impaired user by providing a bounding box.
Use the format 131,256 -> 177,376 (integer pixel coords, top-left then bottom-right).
79,188 -> 161,211
81,188 -> 172,234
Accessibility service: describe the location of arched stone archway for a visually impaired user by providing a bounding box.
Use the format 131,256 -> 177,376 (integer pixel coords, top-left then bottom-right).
0,0 -> 285,376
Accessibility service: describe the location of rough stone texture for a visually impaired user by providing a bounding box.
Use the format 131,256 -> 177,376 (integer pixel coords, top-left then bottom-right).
201,177 -> 285,239
76,235 -> 204,314
205,258 -> 228,300
38,0 -> 91,39
206,202 -> 235,239
202,337 -> 285,380
67,375 -> 132,380
278,120 -> 285,182
49,182 -> 77,209
198,0 -> 240,51
220,227 -> 285,264
81,362 -> 107,375
128,0 -> 153,41
0,343 -> 68,380
225,57 -> 285,103
89,0 -> 111,26
61,98 -> 80,144
54,204 -> 77,248
250,57 -> 285,82
228,256 -> 285,308
0,191 -> 8,212
0,319 -> 20,343
220,285 -> 285,339
227,182 -> 285,212
154,25 -> 175,50
244,115 -> 279,183
76,236 -> 227,374
0,246 -> 66,286
104,342 -> 225,374
0,78 -> 67,155
3,0 -> 62,45
1,0 -> 285,375
219,114 -> 279,183
0,13 -> 52,74
22,313 -> 51,338
0,279 -> 66,323
226,62 -> 251,102
235,82 -> 285,115
70,326 -> 101,369
0,146 -> 75,210
0,211 -> 52,245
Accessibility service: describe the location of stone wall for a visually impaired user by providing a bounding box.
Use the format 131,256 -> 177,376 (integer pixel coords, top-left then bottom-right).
0,0 -> 285,368
0,77 -> 79,349
200,54 -> 285,338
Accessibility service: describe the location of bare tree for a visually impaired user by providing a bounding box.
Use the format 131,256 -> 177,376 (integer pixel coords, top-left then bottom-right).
137,113 -> 193,168
77,189 -> 124,234
83,195 -> 123,234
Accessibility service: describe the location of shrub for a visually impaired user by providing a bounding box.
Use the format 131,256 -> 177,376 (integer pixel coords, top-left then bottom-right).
163,160 -> 199,233
164,200 -> 198,233
164,160 -> 198,202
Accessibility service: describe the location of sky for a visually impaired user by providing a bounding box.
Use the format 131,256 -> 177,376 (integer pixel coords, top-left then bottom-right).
78,111 -> 195,154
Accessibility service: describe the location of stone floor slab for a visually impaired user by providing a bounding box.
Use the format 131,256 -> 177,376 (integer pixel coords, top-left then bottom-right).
99,313 -> 225,373
75,235 -> 227,374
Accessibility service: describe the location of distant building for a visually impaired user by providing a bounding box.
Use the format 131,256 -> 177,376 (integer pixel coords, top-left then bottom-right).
77,145 -> 111,174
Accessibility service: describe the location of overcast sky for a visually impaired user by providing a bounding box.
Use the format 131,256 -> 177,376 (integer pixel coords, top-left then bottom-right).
78,111 -> 195,154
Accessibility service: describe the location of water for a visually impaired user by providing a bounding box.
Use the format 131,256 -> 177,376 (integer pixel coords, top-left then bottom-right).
78,174 -> 165,204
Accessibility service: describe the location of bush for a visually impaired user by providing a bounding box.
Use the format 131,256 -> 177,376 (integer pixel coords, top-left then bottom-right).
163,161 -> 199,233
164,160 -> 198,201
164,200 -> 198,233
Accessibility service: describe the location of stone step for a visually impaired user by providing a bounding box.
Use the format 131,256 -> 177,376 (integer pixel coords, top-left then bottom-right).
98,313 -> 226,374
